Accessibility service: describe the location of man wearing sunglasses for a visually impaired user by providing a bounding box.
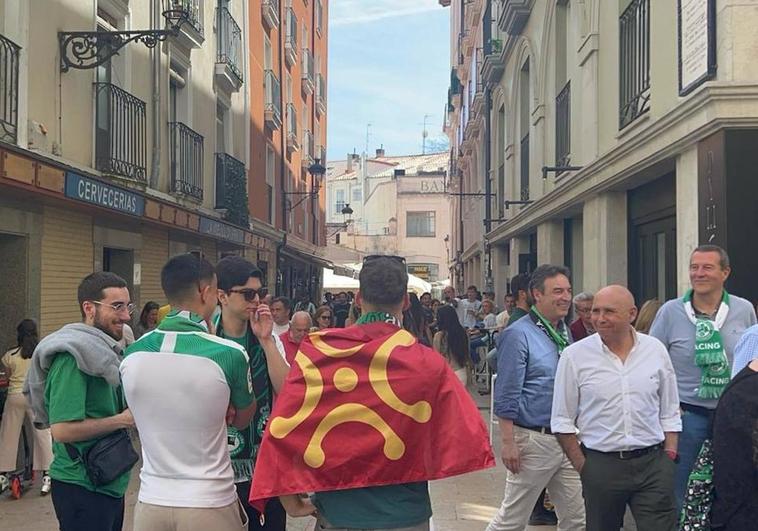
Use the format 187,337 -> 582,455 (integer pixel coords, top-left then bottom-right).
214,256 -> 305,530
25,271 -> 136,531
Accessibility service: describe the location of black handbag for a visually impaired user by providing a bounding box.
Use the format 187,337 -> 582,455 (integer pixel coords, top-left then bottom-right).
65,429 -> 138,487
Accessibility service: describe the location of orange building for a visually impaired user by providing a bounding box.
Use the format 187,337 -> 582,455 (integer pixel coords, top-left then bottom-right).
248,0 -> 329,301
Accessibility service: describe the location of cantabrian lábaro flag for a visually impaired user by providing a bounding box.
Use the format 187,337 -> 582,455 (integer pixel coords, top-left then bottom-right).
250,322 -> 495,510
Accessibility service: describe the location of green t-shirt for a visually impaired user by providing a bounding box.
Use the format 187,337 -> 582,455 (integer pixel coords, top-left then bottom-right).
45,352 -> 131,498
507,306 -> 529,326
313,482 -> 432,529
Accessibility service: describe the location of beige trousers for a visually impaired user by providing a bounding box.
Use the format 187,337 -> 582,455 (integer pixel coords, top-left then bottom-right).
486,427 -> 585,531
0,393 -> 53,472
134,499 -> 248,531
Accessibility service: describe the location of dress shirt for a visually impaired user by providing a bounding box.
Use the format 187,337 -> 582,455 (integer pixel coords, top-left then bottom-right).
551,331 -> 682,452
494,314 -> 565,428
732,324 -> 758,376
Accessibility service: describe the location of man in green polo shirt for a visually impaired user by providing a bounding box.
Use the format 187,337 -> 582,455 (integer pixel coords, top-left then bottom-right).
36,272 -> 136,531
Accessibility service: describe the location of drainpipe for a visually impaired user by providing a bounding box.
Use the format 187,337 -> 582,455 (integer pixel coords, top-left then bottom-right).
484,87 -> 493,291
279,1 -> 289,297
148,0 -> 161,189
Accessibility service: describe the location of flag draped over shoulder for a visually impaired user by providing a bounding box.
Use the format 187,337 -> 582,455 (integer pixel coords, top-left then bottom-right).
250,322 -> 495,510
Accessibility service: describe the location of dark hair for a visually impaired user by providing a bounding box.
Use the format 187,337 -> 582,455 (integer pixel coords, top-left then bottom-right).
358,256 -> 408,308
529,264 -> 571,295
466,285 -> 478,292
403,293 -> 426,340
15,319 -> 39,359
436,305 -> 470,368
138,301 -> 160,327
216,256 -> 263,291
77,271 -> 128,319
161,254 -> 215,303
692,244 -> 730,270
313,305 -> 334,328
272,296 -> 291,310
510,273 -> 531,298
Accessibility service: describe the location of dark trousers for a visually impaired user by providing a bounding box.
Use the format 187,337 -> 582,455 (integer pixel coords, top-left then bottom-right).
581,448 -> 677,531
50,479 -> 124,531
236,480 -> 287,531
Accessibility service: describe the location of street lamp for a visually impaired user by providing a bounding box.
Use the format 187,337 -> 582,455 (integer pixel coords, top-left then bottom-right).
59,0 -> 191,72
284,158 -> 328,213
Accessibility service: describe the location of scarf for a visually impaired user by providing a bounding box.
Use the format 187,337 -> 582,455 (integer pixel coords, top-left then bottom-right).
683,290 -> 731,399
530,307 -> 570,353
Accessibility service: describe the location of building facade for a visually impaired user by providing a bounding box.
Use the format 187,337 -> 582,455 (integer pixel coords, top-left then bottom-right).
0,0 -> 328,341
442,0 -> 758,306
325,151 -> 451,283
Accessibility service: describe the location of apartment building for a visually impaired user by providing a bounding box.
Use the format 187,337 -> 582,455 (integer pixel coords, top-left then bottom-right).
325,150 -> 451,283
251,0 -> 329,301
442,0 -> 758,306
0,0 -> 328,341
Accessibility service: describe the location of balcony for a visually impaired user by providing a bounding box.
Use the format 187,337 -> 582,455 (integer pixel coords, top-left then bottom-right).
172,0 -> 204,48
169,122 -> 204,201
0,33 -> 20,145
619,0 -> 650,129
215,7 -> 243,92
286,103 -> 299,154
285,8 -> 298,67
498,0 -> 535,36
315,73 -> 326,116
94,83 -> 147,182
301,49 -> 314,95
215,153 -> 249,227
555,81 -> 571,168
264,70 -> 282,130
262,0 -> 280,30
302,129 -> 314,168
482,36 -> 505,87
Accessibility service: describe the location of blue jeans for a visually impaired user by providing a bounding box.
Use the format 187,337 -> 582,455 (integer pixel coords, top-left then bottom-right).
469,337 -> 488,364
674,409 -> 711,512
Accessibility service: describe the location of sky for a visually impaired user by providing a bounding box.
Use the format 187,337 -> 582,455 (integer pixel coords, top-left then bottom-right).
326,0 -> 451,162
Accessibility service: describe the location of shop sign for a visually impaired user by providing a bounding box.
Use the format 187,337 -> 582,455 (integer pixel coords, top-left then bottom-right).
408,264 -> 431,280
199,216 -> 246,244
65,172 -> 145,216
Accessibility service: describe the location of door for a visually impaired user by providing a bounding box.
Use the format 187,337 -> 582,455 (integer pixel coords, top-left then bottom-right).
630,217 -> 677,304
103,247 -> 134,296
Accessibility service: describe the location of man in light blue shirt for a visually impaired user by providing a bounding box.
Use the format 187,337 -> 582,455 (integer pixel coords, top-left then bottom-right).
732,324 -> 758,376
486,265 -> 584,531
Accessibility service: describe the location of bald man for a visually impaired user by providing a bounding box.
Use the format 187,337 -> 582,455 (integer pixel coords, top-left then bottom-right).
551,286 -> 682,531
279,311 -> 312,364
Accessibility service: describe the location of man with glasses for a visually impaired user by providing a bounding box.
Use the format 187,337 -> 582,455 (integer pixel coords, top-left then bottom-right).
569,292 -> 595,341
24,271 -> 136,531
213,256 -> 291,530
121,254 -> 260,530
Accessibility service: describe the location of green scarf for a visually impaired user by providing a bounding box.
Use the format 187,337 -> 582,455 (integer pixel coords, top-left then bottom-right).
356,311 -> 401,327
530,306 -> 570,353
683,289 -> 731,399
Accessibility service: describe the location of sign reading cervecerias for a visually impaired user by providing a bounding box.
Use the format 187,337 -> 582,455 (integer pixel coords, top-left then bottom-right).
65,171 -> 145,216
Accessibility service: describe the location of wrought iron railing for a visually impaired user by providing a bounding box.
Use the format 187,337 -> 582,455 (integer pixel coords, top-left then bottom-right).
520,134 -> 530,201
619,0 -> 650,129
555,81 -> 571,168
169,122 -> 204,200
262,0 -> 281,27
215,152 -> 249,227
265,69 -> 282,123
94,83 -> 147,181
177,0 -> 203,36
216,6 -> 243,83
0,33 -> 20,144
287,103 -> 298,147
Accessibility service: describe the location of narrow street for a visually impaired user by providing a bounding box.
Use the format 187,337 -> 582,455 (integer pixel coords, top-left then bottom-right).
0,389 -> 553,531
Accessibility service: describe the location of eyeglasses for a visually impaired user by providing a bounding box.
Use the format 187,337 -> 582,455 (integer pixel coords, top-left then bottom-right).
363,255 -> 406,265
227,287 -> 267,302
91,300 -> 136,315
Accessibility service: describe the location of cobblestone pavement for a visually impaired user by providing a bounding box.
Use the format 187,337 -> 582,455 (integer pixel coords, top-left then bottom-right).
0,385 -> 555,531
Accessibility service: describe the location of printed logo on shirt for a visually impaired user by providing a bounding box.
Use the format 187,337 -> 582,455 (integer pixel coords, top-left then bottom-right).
228,427 -> 246,457
695,321 -> 716,341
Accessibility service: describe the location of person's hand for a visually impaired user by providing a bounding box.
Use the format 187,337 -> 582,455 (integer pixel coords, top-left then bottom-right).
501,439 -> 521,474
572,456 -> 586,474
250,304 -> 274,340
119,408 -> 135,428
226,404 -> 237,426
291,497 -> 317,517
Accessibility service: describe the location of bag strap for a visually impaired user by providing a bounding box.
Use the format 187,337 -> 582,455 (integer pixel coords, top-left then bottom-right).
65,443 -> 82,462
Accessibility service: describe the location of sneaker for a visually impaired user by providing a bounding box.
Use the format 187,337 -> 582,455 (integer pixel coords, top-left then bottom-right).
528,508 -> 558,526
0,474 -> 8,495
41,474 -> 51,496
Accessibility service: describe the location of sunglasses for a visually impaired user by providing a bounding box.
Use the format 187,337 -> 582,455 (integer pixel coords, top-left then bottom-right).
227,287 -> 267,302
363,255 -> 406,265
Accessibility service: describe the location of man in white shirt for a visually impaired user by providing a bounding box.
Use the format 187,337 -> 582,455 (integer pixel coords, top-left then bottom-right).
271,296 -> 291,336
458,285 -> 482,328
552,285 -> 681,531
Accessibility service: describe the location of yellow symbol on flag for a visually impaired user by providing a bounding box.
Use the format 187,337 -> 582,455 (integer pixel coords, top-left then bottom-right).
269,330 -> 431,468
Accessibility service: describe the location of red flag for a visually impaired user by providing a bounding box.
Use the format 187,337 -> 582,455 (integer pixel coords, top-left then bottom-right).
250,322 -> 494,510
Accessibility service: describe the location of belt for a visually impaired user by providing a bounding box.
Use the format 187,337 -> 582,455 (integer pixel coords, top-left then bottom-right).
680,402 -> 714,417
515,423 -> 553,435
582,443 -> 662,460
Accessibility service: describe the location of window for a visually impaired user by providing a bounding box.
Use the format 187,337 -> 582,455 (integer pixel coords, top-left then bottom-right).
266,145 -> 276,224
264,35 -> 272,70
555,1 -> 571,167
497,105 -> 506,217
316,0 -> 323,35
519,59 -> 530,201
335,189 -> 345,213
216,102 -> 227,154
352,186 -> 362,203
406,211 -> 436,237
619,0 -> 650,129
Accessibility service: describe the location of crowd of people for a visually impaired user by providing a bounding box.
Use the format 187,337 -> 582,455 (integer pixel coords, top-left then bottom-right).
0,244 -> 756,531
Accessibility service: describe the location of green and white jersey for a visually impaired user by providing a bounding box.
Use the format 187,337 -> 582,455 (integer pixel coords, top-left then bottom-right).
121,310 -> 254,508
